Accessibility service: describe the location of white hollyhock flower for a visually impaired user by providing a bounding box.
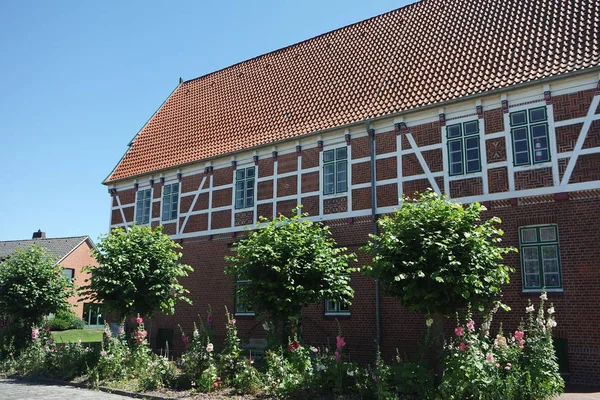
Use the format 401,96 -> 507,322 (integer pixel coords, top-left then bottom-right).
547,307 -> 555,315
539,293 -> 548,301
426,318 -> 433,327
526,305 -> 535,313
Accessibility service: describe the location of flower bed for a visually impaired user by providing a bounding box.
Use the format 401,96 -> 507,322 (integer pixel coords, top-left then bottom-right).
0,295 -> 564,399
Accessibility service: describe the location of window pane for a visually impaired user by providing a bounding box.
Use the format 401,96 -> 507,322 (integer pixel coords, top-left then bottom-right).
246,182 -> 254,207
236,170 -> 245,180
336,161 -> 347,192
325,299 -> 335,312
529,107 -> 547,123
515,152 -> 530,165
235,181 -> 245,208
449,140 -> 462,152
447,124 -> 461,138
510,110 -> 527,126
523,246 -> 539,261
540,227 -> 557,242
164,185 -> 171,195
463,121 -> 479,136
246,167 -> 255,178
448,140 -> 463,175
513,127 -> 528,141
323,150 -> 334,163
525,274 -> 541,289
521,228 -> 538,243
466,159 -> 480,173
544,273 -> 560,288
323,164 -> 334,194
336,147 -> 347,160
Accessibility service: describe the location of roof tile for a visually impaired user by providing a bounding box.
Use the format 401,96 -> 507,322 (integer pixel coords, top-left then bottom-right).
106,0 -> 600,183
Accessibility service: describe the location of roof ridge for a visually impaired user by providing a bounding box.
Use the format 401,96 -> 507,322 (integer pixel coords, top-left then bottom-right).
182,1 -> 420,85
0,235 -> 89,243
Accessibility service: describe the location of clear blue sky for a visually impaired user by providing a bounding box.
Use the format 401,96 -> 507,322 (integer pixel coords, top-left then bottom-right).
0,0 -> 410,243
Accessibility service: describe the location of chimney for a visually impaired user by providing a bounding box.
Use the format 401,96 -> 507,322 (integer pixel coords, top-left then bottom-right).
32,230 -> 46,240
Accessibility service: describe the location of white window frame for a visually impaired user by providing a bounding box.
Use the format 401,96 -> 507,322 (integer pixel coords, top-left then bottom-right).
161,182 -> 180,222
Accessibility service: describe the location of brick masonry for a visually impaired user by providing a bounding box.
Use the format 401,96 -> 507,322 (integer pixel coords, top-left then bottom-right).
109,86 -> 600,385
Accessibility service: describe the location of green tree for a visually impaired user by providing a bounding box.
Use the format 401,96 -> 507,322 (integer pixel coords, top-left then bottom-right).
363,190 -> 515,376
0,245 -> 74,329
80,225 -> 193,319
225,209 -> 357,342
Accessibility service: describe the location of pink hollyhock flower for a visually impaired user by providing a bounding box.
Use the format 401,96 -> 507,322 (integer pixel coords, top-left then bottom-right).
216,377 -> 221,381
135,317 -> 143,324
31,328 -> 39,340
459,342 -> 467,351
454,326 -> 464,337
230,318 -> 236,325
486,353 -> 495,363
495,363 -> 500,368
311,347 -> 318,353
505,365 -> 511,371
100,350 -> 107,357
206,343 -> 214,352
334,351 -> 341,360
336,335 -> 346,350
514,330 -> 525,341
182,335 -> 189,345
466,320 -> 475,330
517,339 -> 525,347
213,382 -> 218,388
287,344 -> 294,351
207,315 -> 213,324
293,340 -> 300,349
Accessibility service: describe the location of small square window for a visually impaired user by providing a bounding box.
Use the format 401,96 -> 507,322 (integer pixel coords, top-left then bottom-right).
62,268 -> 74,281
463,120 -> 479,136
529,107 -> 547,123
446,124 -> 462,138
510,110 -> 527,126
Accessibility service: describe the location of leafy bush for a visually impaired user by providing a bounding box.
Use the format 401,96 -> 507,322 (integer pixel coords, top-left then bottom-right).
179,310 -> 217,391
47,309 -> 85,331
44,341 -> 96,380
439,293 -> 563,400
89,324 -> 131,384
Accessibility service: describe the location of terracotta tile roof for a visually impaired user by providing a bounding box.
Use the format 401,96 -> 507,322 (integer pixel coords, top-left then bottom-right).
105,0 -> 600,183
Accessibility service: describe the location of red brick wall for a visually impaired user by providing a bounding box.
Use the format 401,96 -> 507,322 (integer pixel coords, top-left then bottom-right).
484,108 -> 504,134
553,89 -> 596,122
61,241 -> 97,319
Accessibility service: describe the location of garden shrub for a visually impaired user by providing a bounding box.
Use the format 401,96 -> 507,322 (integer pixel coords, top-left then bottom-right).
439,293 -> 563,400
179,309 -> 218,391
90,323 -> 131,384
390,352 -> 434,400
47,309 -> 85,331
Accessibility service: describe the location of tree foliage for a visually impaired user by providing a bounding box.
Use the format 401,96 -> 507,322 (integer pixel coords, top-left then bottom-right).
0,245 -> 74,327
225,210 -> 357,329
80,225 -> 193,319
364,190 -> 515,315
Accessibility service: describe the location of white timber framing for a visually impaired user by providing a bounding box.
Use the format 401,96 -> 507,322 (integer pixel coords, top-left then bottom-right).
109,73 -> 600,239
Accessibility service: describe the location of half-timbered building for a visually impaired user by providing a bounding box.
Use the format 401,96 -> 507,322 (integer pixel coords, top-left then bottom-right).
104,0 -> 600,385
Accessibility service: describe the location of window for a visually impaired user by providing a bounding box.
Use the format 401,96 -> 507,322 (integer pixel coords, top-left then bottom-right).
235,167 -> 255,209
161,182 -> 179,222
519,225 -> 562,290
235,279 -> 254,315
446,120 -> 481,175
135,188 -> 151,225
325,298 -> 350,315
62,268 -> 74,281
83,303 -> 104,327
323,147 -> 348,195
510,107 -> 550,166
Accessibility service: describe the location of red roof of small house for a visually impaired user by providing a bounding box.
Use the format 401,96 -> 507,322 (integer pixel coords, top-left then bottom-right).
105,0 -> 600,183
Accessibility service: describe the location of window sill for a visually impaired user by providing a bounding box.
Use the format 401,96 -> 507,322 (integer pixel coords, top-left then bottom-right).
234,207 -> 254,212
161,219 -> 178,224
234,312 -> 255,317
324,312 -> 351,317
322,192 -> 348,199
522,288 -> 563,293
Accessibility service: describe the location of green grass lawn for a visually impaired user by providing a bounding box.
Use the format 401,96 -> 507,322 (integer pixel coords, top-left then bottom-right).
51,329 -> 103,343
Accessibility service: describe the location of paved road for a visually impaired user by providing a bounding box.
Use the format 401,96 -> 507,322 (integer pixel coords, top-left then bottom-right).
0,378 -> 133,400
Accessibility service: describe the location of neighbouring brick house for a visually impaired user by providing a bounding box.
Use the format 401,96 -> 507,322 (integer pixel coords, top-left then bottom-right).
104,0 -> 600,385
0,231 -> 102,327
